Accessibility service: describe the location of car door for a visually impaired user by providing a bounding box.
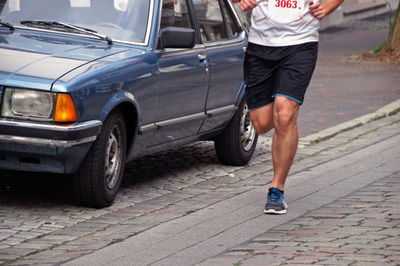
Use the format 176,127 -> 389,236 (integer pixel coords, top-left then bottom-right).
148,0 -> 209,146
192,0 -> 247,133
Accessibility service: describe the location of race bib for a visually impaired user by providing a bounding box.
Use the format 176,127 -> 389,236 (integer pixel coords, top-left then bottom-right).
266,0 -> 305,24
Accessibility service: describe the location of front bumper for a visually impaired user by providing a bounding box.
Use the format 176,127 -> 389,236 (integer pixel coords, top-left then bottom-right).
0,119 -> 102,173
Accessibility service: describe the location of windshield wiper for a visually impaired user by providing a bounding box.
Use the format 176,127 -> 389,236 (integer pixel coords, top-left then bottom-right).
0,19 -> 14,31
20,20 -> 112,45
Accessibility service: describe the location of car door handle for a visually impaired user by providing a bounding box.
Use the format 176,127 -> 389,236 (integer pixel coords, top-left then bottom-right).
198,54 -> 207,61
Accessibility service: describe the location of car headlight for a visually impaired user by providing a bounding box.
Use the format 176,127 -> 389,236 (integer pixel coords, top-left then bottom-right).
1,87 -> 77,123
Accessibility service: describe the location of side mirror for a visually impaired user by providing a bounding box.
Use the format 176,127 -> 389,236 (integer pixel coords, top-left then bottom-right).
159,27 -> 195,49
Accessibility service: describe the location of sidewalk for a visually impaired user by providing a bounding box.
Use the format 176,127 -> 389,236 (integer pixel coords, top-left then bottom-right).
199,114 -> 400,265
63,108 -> 400,265
201,173 -> 400,265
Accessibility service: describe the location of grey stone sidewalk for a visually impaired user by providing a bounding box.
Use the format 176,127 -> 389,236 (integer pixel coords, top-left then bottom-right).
200,175 -> 400,266
0,111 -> 399,265
0,100 -> 399,265
196,110 -> 400,266
62,109 -> 400,266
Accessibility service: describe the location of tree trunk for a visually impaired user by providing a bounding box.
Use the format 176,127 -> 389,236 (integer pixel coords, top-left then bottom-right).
388,2 -> 400,51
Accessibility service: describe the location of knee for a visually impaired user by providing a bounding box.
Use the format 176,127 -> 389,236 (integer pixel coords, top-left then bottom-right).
274,109 -> 297,132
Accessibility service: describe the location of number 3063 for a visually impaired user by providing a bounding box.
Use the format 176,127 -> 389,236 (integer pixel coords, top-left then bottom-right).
275,0 -> 298,8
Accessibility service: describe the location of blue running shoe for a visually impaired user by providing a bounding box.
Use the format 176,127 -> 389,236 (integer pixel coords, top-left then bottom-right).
264,187 -> 288,215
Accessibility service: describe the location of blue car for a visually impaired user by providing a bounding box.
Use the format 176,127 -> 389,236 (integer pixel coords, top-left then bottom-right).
0,0 -> 257,208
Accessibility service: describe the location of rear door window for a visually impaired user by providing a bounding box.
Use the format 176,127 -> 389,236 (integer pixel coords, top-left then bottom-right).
191,0 -> 239,43
220,0 -> 238,38
0,0 -> 6,12
192,0 -> 225,42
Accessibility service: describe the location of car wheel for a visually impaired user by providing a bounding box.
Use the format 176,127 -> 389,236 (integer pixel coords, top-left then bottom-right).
214,100 -> 258,166
74,110 -> 127,208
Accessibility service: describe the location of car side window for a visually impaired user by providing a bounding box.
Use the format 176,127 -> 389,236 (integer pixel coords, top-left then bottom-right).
192,0 -> 229,42
160,0 -> 193,30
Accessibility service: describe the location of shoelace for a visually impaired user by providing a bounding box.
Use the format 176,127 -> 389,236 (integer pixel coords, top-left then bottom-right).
268,188 -> 283,203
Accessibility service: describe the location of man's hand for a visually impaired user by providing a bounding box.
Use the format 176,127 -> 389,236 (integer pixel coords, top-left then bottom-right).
309,0 -> 344,21
309,0 -> 326,20
239,0 -> 258,11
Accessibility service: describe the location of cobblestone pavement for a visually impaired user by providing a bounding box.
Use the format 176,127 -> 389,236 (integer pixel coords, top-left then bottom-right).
200,175 -> 400,266
0,135 -> 275,265
0,110 -> 399,265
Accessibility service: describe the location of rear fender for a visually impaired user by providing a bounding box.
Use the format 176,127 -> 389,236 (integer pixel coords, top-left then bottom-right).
235,82 -> 246,106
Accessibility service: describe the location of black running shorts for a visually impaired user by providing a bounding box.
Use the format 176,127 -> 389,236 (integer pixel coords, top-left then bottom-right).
244,42 -> 318,110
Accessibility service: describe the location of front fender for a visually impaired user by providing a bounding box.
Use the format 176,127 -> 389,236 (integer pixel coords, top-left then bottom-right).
99,91 -> 139,122
99,91 -> 140,158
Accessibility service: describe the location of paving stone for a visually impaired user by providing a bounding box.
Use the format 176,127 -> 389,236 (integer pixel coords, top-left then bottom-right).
315,246 -> 359,254
0,244 -> 10,249
1,237 -> 26,246
289,228 -> 331,236
9,258 -> 59,265
352,262 -> 397,266
374,236 -> 400,246
253,232 -> 295,242
285,256 -> 324,264
0,253 -> 20,261
316,258 -> 357,265
0,247 -> 36,256
385,245 -> 400,251
197,256 -> 244,266
385,255 -> 400,263
242,255 -> 286,265
356,248 -> 398,256
332,253 -> 386,262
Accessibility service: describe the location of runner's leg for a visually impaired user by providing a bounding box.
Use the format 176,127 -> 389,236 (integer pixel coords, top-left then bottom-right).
270,96 -> 300,191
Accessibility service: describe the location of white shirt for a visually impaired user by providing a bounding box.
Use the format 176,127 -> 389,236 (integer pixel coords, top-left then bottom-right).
249,0 -> 319,47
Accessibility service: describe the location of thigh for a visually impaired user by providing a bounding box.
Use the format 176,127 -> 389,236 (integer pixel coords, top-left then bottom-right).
274,42 -> 318,105
244,44 -> 279,110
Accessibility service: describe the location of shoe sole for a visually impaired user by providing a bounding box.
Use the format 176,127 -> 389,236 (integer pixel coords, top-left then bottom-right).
264,202 -> 288,215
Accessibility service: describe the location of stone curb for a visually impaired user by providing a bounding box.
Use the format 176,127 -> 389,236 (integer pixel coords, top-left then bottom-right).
300,98 -> 400,145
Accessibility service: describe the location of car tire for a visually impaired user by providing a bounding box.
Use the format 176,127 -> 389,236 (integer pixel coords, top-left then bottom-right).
73,110 -> 127,208
214,100 -> 258,166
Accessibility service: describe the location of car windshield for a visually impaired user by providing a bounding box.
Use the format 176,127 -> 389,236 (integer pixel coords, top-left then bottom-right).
0,0 -> 151,44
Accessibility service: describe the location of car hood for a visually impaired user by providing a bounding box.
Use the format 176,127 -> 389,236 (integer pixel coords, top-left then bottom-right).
0,30 -> 129,91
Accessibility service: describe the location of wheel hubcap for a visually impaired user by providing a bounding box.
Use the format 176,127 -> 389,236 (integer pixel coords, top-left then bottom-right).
104,126 -> 121,190
240,103 -> 256,152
